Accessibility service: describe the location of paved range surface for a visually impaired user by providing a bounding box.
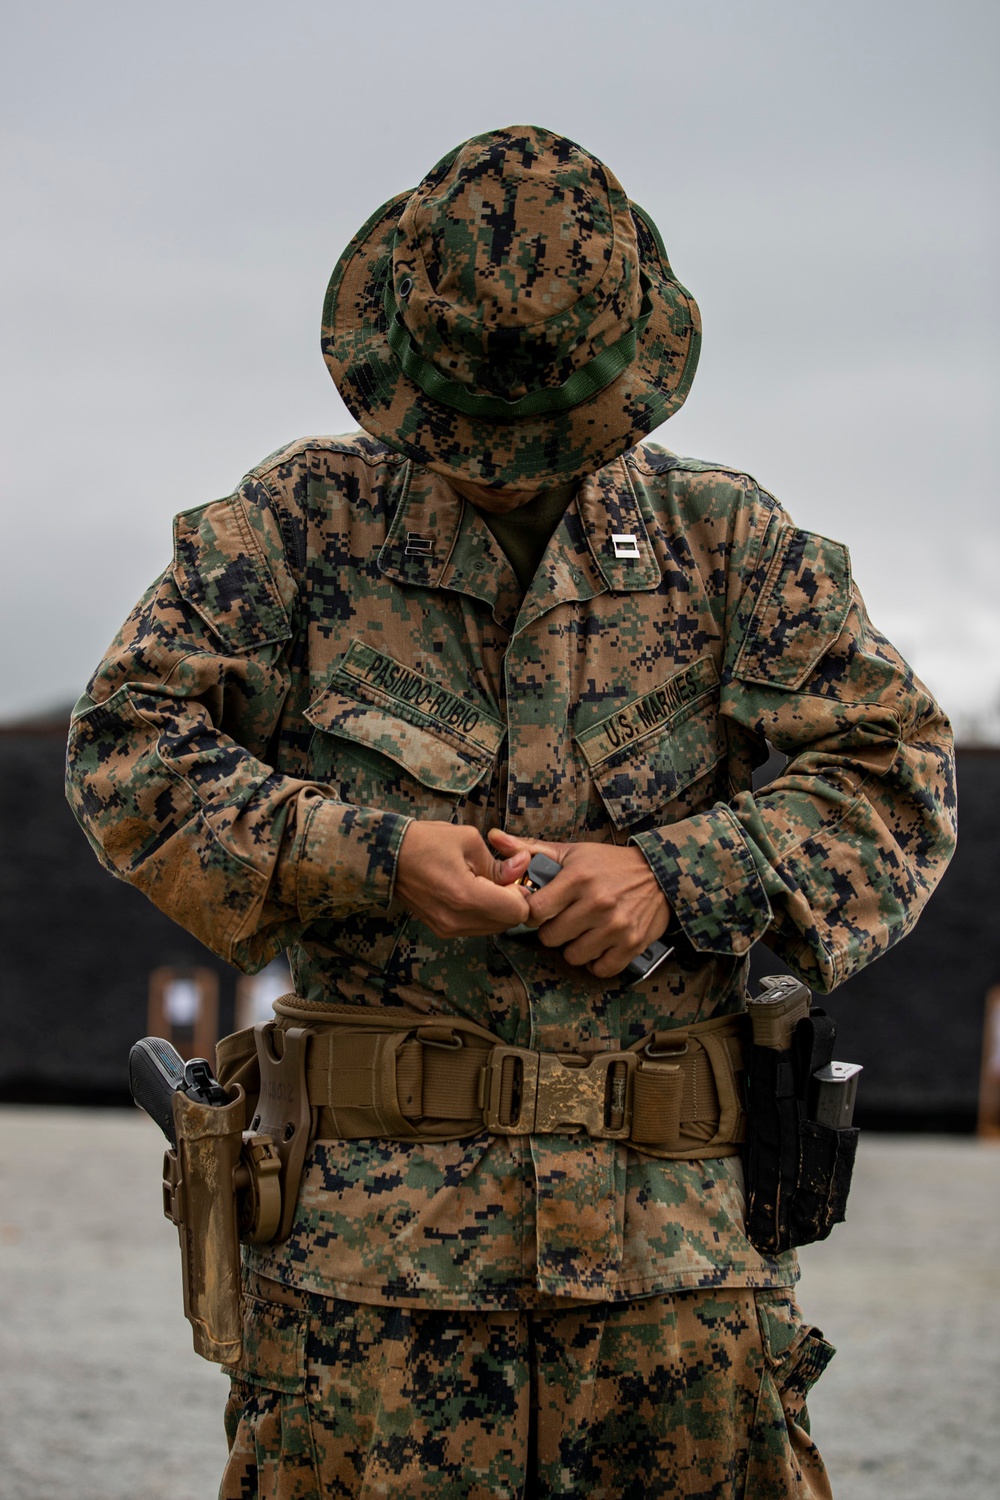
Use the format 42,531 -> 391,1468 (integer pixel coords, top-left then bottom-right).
1,1108 -> 997,1499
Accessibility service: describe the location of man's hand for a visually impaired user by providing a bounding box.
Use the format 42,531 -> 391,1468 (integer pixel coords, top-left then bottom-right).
488,830 -> 671,979
394,821 -> 532,938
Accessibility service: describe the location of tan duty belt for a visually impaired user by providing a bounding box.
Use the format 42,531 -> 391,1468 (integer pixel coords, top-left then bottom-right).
216,998 -> 749,1161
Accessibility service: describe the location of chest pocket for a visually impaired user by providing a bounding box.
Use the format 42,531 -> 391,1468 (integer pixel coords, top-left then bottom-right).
574,659 -> 726,836
303,649 -> 504,973
304,641 -> 504,822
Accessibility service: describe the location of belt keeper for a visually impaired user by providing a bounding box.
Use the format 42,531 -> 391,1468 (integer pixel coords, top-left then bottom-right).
631,1063 -> 684,1147
374,1031 -> 416,1136
700,1031 -> 748,1148
416,1024 -> 463,1049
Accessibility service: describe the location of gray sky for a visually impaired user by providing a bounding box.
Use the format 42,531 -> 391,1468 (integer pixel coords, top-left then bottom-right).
3,0 -> 997,736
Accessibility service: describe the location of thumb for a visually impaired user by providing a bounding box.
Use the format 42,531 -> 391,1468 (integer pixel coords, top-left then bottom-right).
488,829 -> 530,855
487,829 -> 572,883
487,830 -> 539,886
460,833 -> 529,887
492,846 -> 532,887
483,830 -> 532,884
488,829 -> 570,863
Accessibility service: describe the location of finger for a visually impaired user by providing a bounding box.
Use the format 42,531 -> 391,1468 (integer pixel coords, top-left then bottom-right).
587,932 -> 653,978
526,873 -> 588,927
487,829 -> 568,864
462,833 -> 525,886
532,895 -> 596,946
548,905 -> 652,970
487,828 -> 529,853
467,875 -> 532,927
494,849 -> 532,886
559,925 -> 616,968
587,950 -> 632,979
425,881 -> 532,936
460,840 -> 529,900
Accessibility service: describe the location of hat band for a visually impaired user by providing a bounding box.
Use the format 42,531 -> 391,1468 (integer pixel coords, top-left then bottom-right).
382,277 -> 653,422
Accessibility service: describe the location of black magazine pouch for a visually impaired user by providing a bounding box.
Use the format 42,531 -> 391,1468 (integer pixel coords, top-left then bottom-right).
744,976 -> 860,1254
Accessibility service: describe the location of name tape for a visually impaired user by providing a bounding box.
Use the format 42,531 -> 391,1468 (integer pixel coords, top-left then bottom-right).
336,641 -> 504,755
576,657 -> 719,765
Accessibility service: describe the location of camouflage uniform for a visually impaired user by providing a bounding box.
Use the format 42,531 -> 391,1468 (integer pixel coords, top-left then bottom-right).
65,127 -> 955,1495
221,1271 -> 834,1499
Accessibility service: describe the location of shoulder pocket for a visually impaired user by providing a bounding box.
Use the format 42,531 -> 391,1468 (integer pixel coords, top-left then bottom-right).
173,496 -> 291,653
734,527 -> 851,690
574,659 -> 724,832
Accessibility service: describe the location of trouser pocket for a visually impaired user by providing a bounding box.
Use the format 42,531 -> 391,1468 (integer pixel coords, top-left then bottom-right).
743,1288 -> 835,1500
220,1282 -> 319,1500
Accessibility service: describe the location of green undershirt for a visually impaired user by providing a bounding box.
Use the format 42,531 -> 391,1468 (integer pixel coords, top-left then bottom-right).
477,483 -> 577,596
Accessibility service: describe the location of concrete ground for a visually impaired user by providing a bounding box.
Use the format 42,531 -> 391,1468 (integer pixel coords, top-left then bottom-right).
0,1109 -> 997,1500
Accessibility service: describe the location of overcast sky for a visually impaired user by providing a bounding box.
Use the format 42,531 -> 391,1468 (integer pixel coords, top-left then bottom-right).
2,0 -> 997,738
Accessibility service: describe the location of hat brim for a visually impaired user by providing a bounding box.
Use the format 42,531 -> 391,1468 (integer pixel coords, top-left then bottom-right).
321,192 -> 701,491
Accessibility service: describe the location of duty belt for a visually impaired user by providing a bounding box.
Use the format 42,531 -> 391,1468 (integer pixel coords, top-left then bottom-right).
216,999 -> 749,1160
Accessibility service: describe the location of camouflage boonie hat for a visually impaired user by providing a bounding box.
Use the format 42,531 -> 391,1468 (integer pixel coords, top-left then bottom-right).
322,125 -> 701,490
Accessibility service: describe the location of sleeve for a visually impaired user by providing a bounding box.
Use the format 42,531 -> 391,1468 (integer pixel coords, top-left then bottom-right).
64,475 -> 410,972
632,496 -> 957,992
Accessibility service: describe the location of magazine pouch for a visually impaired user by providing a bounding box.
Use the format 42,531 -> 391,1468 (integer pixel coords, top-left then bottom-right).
744,976 -> 859,1254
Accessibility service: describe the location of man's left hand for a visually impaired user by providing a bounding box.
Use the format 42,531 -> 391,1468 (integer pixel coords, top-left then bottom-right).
488,830 -> 671,980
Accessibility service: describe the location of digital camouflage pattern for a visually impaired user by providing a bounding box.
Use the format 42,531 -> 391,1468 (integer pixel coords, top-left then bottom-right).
323,126 -> 701,490
65,433 -> 956,1310
221,1272 -> 834,1498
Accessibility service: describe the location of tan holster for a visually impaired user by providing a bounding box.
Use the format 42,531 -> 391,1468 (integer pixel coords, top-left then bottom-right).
161,1028 -> 309,1365
162,1085 -> 248,1364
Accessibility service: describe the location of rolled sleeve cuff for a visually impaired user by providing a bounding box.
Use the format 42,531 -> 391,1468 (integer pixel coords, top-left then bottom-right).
296,793 -> 412,921
631,805 -> 773,957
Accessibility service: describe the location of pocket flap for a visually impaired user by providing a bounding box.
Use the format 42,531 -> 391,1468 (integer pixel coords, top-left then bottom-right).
734,527 -> 852,689
306,691 -> 493,795
575,663 -> 724,832
306,641 -> 503,795
232,1293 -> 306,1393
172,497 -> 291,652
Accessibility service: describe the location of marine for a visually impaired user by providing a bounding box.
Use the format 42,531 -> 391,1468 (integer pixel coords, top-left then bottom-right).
66,125 -> 956,1496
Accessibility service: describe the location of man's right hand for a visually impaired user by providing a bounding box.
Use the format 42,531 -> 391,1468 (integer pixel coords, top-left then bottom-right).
393,821 -> 532,938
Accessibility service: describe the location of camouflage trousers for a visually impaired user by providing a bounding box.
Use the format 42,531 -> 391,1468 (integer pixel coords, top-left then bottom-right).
221,1273 -> 834,1499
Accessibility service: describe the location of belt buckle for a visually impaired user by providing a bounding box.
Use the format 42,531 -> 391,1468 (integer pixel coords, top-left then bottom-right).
482,1047 -> 636,1139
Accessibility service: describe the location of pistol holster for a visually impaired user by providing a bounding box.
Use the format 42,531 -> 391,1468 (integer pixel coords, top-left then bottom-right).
162,1021 -> 317,1363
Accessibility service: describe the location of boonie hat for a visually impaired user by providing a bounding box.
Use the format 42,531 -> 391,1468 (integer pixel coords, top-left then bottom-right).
322,125 -> 701,490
